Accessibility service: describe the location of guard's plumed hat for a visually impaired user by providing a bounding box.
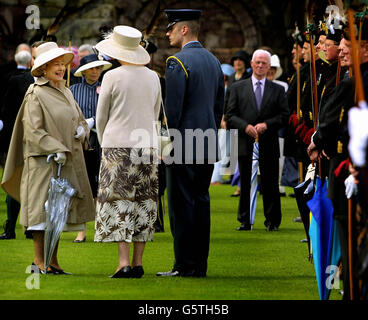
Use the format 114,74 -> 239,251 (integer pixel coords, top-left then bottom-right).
164,9 -> 202,30
326,19 -> 345,43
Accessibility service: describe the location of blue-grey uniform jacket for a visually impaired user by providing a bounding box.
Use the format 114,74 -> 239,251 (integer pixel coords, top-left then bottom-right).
165,41 -> 224,164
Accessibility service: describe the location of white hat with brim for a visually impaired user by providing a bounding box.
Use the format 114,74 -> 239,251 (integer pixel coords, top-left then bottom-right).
74,60 -> 112,77
95,25 -> 150,65
31,42 -> 74,77
270,54 -> 283,80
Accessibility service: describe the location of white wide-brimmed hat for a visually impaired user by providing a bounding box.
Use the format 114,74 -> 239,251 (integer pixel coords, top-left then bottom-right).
74,53 -> 112,77
31,42 -> 74,77
95,25 -> 150,65
270,54 -> 283,80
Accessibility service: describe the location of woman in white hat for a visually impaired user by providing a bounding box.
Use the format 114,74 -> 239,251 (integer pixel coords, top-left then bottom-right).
267,54 -> 288,92
1,42 -> 95,274
70,54 -> 111,243
94,26 -> 161,278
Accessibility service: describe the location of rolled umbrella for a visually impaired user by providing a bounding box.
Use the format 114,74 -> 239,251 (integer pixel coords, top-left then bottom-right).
44,154 -> 76,274
250,140 -> 259,225
307,176 -> 335,300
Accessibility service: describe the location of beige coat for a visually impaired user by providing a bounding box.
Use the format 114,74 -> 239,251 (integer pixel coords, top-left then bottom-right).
1,78 -> 95,227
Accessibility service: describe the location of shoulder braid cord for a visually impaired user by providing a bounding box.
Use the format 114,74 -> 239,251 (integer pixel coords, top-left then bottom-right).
166,56 -> 189,79
162,56 -> 188,125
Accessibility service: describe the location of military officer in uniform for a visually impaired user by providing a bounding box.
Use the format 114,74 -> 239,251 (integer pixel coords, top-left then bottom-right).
156,9 -> 224,277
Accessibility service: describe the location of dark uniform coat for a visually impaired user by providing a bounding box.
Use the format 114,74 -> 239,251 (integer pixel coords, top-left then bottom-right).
164,41 -> 224,276
165,41 -> 224,163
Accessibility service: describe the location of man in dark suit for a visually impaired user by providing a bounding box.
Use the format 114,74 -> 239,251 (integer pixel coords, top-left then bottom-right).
156,9 -> 224,277
226,49 -> 289,231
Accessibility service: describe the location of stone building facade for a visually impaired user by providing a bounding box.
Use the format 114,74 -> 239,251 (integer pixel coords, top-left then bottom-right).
0,0 -> 306,78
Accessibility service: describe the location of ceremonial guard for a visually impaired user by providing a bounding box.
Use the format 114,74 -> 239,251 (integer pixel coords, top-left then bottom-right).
308,17 -> 368,300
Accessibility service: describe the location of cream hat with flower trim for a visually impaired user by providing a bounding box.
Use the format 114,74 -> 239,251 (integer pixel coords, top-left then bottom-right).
95,25 -> 150,65
31,42 -> 74,77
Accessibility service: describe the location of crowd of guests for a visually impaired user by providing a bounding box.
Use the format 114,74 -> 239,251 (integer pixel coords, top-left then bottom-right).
0,6 -> 367,300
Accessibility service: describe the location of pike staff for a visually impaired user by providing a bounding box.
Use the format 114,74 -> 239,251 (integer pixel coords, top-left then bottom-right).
307,23 -> 322,177
347,8 -> 365,300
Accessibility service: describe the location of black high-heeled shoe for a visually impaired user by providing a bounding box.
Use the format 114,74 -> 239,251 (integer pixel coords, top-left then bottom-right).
73,236 -> 86,243
31,262 -> 46,274
110,266 -> 132,278
49,265 -> 72,275
131,266 -> 144,278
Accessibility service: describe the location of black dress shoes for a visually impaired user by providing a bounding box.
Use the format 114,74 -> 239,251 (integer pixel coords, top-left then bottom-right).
0,232 -> 15,240
131,266 -> 144,278
156,269 -> 206,277
237,223 -> 252,231
110,266 -> 132,278
156,269 -> 180,277
264,220 -> 279,231
266,225 -> 279,232
0,221 -> 15,240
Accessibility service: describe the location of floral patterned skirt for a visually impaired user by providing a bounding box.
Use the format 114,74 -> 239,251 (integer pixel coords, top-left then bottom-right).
94,148 -> 158,243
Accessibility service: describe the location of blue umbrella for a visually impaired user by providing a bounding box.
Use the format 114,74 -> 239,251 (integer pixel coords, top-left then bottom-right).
307,176 -> 335,300
326,220 -> 341,299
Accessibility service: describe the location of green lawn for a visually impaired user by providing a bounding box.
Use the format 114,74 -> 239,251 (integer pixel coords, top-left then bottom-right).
0,174 -> 342,300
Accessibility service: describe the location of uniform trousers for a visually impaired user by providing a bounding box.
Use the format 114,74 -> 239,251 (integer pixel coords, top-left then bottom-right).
166,164 -> 213,275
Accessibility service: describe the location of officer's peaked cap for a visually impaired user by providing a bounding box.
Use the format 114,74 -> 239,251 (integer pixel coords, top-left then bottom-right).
165,9 -> 202,30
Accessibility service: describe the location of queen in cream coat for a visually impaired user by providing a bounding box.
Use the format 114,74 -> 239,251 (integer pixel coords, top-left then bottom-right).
1,42 -> 95,274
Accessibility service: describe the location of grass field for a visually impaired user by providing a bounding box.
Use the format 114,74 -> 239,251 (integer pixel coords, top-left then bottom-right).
0,175 -> 342,300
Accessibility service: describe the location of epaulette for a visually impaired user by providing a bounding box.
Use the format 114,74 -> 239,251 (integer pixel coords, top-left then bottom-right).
166,56 -> 188,79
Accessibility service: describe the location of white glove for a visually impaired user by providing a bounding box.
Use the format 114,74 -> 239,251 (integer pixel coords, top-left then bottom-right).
344,174 -> 358,199
74,125 -> 86,141
85,117 -> 95,129
0,120 -> 3,132
304,163 -> 316,182
54,152 -> 66,165
348,103 -> 368,167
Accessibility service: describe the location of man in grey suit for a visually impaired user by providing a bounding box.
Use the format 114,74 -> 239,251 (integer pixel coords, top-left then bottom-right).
226,49 -> 289,231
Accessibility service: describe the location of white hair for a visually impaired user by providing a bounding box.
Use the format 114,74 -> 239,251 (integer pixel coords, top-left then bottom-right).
15,43 -> 30,54
14,50 -> 32,66
78,44 -> 94,54
251,49 -> 272,63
